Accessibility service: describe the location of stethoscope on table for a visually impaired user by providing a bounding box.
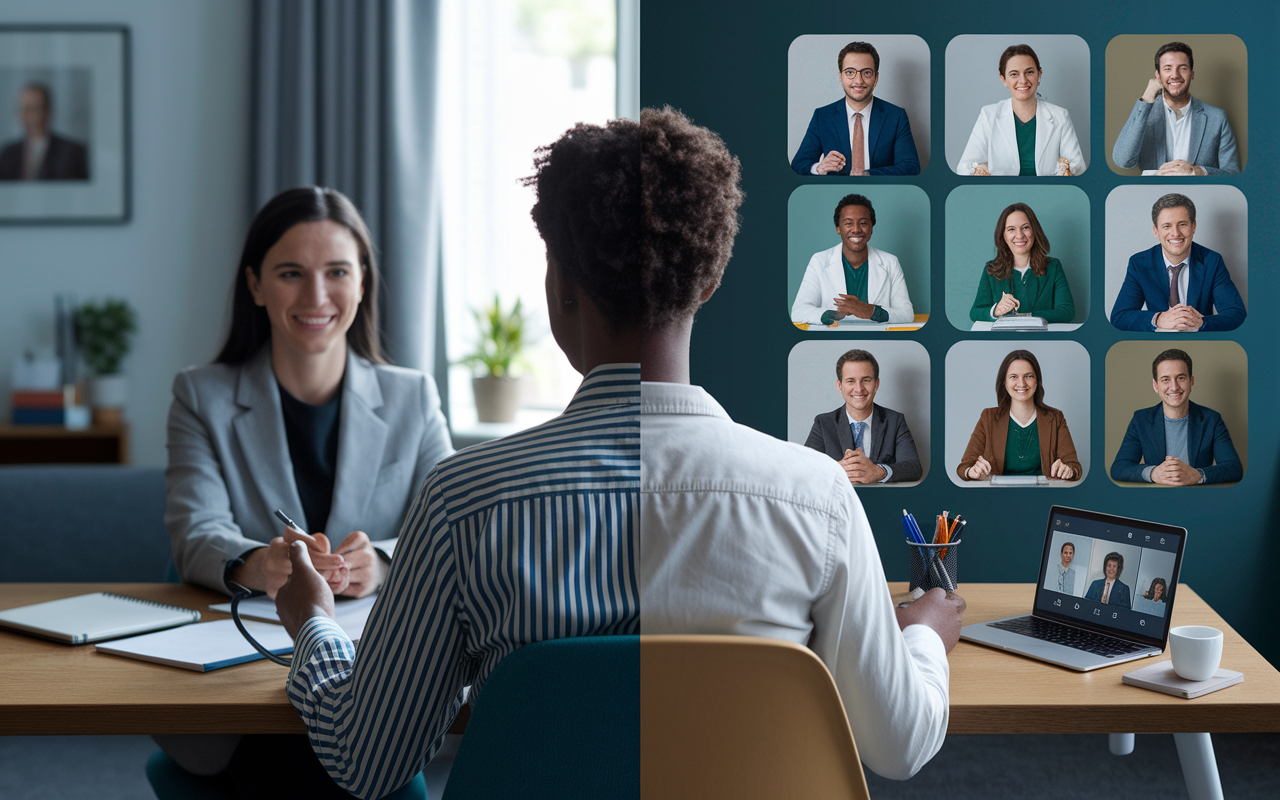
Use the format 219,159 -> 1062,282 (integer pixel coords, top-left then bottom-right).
226,508 -> 310,667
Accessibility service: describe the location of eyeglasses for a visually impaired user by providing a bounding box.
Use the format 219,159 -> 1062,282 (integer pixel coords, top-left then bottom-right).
842,68 -> 876,81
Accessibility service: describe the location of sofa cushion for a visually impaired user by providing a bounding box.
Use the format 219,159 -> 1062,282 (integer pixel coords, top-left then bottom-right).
0,465 -> 171,582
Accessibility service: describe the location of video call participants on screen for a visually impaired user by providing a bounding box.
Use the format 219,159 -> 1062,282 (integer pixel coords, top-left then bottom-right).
1038,512 -> 1181,636
791,194 -> 915,326
969,202 -> 1075,324
1111,41 -> 1239,176
956,44 -> 1084,177
1109,193 -> 1245,333
1109,348 -> 1242,485
803,348 -> 922,484
791,41 -> 921,176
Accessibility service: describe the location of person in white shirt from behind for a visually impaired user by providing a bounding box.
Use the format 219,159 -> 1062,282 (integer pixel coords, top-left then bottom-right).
639,106 -> 966,781
791,193 -> 915,326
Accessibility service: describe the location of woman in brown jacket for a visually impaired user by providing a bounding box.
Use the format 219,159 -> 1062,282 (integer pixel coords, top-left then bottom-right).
957,349 -> 1081,481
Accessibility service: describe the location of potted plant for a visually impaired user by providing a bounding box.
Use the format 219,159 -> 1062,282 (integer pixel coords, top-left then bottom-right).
459,296 -> 527,423
74,299 -> 137,426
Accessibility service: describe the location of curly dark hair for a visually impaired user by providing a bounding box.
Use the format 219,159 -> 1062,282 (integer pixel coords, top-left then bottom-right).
986,202 -> 1051,280
833,194 -> 876,228
640,106 -> 745,329
526,118 -> 641,330
1103,552 -> 1125,578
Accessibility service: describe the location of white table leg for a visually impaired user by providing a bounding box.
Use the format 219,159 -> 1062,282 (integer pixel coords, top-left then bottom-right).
1109,733 -> 1134,755
1173,732 -> 1224,800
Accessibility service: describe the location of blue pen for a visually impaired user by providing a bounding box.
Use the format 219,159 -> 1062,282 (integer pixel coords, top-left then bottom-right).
904,509 -> 954,591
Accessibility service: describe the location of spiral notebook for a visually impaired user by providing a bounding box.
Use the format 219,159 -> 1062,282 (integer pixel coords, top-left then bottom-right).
0,592 -> 201,645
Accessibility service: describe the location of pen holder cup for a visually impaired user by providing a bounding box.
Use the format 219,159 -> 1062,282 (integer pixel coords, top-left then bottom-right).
908,540 -> 961,593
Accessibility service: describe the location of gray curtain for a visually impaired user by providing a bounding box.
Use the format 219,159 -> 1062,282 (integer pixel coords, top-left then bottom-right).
250,0 -> 443,386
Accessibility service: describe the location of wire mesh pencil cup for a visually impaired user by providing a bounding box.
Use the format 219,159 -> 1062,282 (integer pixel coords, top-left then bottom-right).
907,540 -> 961,593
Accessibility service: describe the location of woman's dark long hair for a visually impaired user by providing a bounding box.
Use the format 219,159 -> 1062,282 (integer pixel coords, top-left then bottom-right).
986,202 -> 1051,281
1144,577 -> 1168,603
994,349 -> 1047,413
215,187 -> 387,365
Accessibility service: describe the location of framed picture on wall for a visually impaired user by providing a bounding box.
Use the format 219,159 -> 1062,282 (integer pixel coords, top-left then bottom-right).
0,26 -> 129,224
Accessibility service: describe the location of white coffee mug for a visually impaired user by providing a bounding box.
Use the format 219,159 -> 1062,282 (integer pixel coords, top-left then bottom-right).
1169,626 -> 1224,682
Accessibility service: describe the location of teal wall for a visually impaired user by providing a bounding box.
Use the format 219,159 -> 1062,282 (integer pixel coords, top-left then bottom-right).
787,185 -> 931,318
642,3 -> 1279,668
945,185 -> 1091,328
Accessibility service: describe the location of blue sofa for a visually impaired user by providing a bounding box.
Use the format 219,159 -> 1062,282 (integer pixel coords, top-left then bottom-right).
0,465 -> 172,582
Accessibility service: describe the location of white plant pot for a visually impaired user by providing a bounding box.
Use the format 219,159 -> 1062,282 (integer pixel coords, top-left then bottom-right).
89,374 -> 127,408
472,375 -> 521,423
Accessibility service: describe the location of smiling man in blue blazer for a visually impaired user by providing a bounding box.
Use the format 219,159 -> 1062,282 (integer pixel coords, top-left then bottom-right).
1110,193 -> 1245,332
791,42 -> 920,176
1109,348 -> 1243,485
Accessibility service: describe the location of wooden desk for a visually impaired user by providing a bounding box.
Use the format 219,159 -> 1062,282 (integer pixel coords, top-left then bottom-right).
0,583 -> 300,735
913,582 -> 1280,734
4,583 -> 1277,740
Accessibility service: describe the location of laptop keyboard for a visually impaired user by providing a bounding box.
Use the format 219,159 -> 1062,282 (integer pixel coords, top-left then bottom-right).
989,616 -> 1148,657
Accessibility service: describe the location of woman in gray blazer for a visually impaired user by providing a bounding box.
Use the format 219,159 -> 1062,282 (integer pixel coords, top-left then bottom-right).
165,187 -> 452,601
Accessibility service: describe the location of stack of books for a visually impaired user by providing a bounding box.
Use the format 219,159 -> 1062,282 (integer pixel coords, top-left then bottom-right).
10,386 -> 89,428
11,387 -> 72,426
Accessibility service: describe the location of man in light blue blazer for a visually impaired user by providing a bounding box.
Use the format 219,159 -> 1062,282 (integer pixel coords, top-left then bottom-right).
1109,348 -> 1243,485
166,346 -> 452,594
1110,194 -> 1245,332
1111,41 -> 1239,175
791,41 -> 920,176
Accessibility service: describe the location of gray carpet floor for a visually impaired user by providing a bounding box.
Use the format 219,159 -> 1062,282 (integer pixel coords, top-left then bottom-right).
0,732 -> 1276,798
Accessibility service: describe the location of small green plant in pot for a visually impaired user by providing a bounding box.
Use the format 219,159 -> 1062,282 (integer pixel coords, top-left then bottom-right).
458,296 -> 527,423
75,299 -> 138,425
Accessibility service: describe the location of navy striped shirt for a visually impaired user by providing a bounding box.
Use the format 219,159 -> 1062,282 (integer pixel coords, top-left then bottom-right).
287,364 -> 640,799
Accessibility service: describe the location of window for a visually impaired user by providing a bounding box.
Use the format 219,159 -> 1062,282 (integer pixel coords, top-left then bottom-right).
439,0 -> 620,432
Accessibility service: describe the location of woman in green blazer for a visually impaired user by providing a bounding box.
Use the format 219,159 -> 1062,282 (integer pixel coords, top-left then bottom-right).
970,202 -> 1075,323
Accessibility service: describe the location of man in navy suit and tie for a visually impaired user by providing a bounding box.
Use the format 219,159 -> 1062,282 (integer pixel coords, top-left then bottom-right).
1110,348 -> 1242,485
804,349 -> 922,484
1110,193 -> 1245,332
790,42 -> 920,176
1084,553 -> 1131,607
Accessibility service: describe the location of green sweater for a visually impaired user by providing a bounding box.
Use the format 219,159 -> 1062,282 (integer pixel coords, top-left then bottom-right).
969,256 -> 1075,323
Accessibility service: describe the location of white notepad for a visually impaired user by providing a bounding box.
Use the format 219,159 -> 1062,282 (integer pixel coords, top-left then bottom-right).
95,618 -> 295,672
0,593 -> 200,645
209,594 -> 378,642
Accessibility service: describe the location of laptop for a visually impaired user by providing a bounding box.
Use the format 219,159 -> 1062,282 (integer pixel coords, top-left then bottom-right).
960,505 -> 1187,671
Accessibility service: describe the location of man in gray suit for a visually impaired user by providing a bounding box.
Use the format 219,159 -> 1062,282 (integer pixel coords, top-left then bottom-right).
804,348 -> 922,484
1111,42 -> 1238,176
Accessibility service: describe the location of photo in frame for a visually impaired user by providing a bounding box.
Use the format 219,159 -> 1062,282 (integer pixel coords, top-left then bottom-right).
0,26 -> 129,224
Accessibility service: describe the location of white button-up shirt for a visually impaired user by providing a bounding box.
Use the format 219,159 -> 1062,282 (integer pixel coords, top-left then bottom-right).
1163,96 -> 1192,162
640,381 -> 949,780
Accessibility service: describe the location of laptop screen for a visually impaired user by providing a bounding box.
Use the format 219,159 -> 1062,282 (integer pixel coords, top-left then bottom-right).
1032,505 -> 1187,650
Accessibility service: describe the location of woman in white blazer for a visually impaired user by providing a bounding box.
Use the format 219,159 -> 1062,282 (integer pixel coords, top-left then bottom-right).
956,44 -> 1085,177
791,194 -> 915,325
